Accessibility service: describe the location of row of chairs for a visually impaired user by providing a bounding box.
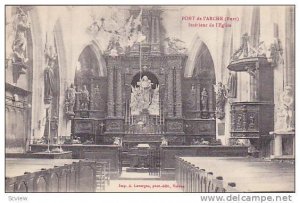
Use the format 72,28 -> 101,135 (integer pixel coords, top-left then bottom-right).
175,156 -> 238,192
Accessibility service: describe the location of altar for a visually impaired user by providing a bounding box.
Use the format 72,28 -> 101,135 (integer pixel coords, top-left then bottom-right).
69,7 -> 216,147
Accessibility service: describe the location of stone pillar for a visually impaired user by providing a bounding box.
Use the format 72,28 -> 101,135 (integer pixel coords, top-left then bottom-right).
175,67 -> 182,117
167,67 -> 174,117
151,16 -> 155,44
107,66 -> 114,117
115,67 -> 123,117
155,16 -> 160,43
274,134 -> 283,157
285,6 -> 295,88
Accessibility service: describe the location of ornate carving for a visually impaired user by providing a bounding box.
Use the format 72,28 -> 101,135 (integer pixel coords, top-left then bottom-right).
79,85 -> 90,110
268,38 -> 284,67
231,33 -> 266,61
64,84 -> 76,119
248,112 -> 257,129
11,7 -> 31,83
105,36 -> 124,57
215,82 -> 227,119
106,121 -> 121,131
130,76 -> 159,115
74,120 -> 93,134
167,121 -> 183,131
235,114 -> 243,130
164,37 -> 187,54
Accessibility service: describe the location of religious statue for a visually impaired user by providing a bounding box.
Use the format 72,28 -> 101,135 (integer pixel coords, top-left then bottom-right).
201,88 -> 209,111
161,137 -> 168,146
137,75 -> 153,109
91,85 -> 102,110
113,137 -> 122,146
164,37 -> 187,54
269,38 -> 284,67
64,84 -> 76,118
44,59 -> 55,104
227,72 -> 237,98
80,85 -> 90,110
12,32 -> 28,66
279,86 -> 294,131
11,8 -> 30,67
148,85 -> 159,115
216,82 -> 227,119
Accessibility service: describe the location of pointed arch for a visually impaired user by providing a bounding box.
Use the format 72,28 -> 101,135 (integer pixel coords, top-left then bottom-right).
184,34 -> 216,79
75,40 -> 107,78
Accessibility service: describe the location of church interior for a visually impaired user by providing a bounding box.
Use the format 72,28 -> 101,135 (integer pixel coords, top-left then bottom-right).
5,5 -> 295,192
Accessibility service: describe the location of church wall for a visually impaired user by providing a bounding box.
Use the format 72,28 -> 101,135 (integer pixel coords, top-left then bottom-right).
5,6 -> 34,152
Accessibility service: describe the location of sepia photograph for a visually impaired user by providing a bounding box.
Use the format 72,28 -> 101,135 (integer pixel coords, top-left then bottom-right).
4,4 -> 295,196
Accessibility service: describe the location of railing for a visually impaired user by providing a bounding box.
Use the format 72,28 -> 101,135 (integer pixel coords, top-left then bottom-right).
175,156 -> 238,192
5,160 -> 107,192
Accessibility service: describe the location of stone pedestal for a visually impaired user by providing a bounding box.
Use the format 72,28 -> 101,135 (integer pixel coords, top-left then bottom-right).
165,118 -> 184,144
270,131 -> 295,159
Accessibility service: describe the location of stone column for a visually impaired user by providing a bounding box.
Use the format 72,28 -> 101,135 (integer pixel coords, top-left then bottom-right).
155,16 -> 160,43
151,16 -> 155,44
285,6 -> 295,88
274,134 -> 283,157
107,66 -> 114,117
175,67 -> 182,117
167,67 -> 174,117
115,67 -> 123,117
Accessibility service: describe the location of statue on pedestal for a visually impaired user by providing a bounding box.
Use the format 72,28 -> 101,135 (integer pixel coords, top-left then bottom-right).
44,59 -> 55,104
216,82 -> 227,119
91,85 -> 102,110
64,84 -> 76,119
279,86 -> 294,131
201,88 -> 209,111
11,8 -> 30,72
131,75 -> 155,115
79,85 -> 90,110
